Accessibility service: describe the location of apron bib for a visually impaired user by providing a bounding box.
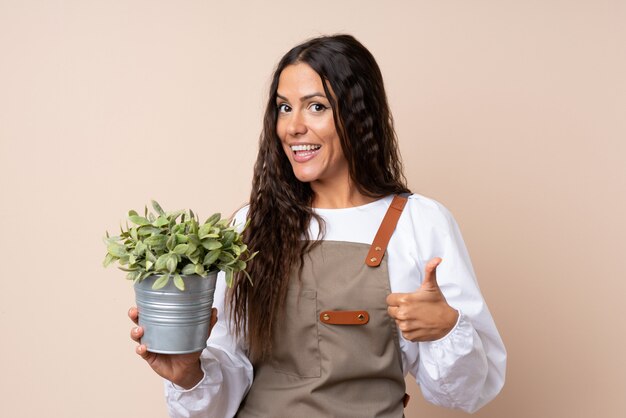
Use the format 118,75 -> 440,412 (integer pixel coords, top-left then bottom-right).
237,194 -> 410,418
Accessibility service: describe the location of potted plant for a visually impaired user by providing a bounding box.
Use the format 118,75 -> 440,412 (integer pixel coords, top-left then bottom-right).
103,200 -> 256,354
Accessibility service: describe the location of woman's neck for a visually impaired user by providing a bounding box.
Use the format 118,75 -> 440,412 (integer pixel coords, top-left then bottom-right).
310,178 -> 377,209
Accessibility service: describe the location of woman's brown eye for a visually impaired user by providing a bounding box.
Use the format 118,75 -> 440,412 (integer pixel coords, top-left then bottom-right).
277,104 -> 291,113
311,103 -> 326,112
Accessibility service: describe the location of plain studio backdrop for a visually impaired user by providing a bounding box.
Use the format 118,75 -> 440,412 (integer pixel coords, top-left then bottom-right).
0,1 -> 624,417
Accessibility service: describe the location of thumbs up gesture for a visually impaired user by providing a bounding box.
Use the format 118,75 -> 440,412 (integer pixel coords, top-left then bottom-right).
386,258 -> 459,342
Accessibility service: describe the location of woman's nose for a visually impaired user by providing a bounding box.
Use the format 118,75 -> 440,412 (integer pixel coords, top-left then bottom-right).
286,110 -> 307,136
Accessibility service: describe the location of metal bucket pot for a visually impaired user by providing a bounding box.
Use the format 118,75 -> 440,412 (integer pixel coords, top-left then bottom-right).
134,271 -> 218,354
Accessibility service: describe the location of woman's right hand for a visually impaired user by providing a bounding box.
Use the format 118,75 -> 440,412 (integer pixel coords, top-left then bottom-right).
128,306 -> 218,389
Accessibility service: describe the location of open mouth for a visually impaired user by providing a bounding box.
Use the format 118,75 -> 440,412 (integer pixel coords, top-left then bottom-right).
290,144 -> 322,163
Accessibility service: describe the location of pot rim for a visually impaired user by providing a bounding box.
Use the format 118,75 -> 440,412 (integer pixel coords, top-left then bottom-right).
143,270 -> 219,278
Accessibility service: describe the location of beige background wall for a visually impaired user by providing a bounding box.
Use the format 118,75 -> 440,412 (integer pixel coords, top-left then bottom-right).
1,1 -> 624,417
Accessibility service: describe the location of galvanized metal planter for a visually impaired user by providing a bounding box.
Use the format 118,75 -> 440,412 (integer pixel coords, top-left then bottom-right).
134,271 -> 218,354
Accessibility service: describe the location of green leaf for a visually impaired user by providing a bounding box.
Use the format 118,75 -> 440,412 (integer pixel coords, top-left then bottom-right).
201,240 -> 222,251
246,250 -> 259,261
151,200 -> 165,216
144,235 -> 167,247
222,231 -> 235,246
166,253 -> 177,273
185,242 -> 197,255
155,254 -> 168,271
134,241 -> 147,256
173,244 -> 189,255
130,227 -> 138,241
129,215 -> 150,226
175,234 -> 189,243
137,226 -> 161,236
194,263 -> 205,276
166,234 -> 176,251
218,251 -> 235,263
224,268 -> 233,288
188,234 -> 200,245
145,259 -> 154,270
182,263 -> 196,275
126,270 -> 141,281
190,219 -> 198,234
205,213 -> 221,226
173,274 -> 185,291
145,249 -> 157,263
242,269 -> 253,286
153,216 -> 168,228
152,274 -> 170,289
168,210 -> 185,224
107,242 -> 127,258
102,253 -> 115,268
203,250 -> 220,266
198,223 -> 212,239
128,210 -> 138,217
189,252 -> 200,264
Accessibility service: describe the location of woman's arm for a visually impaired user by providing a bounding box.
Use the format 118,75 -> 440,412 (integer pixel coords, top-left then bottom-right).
163,272 -> 253,418
397,196 -> 506,412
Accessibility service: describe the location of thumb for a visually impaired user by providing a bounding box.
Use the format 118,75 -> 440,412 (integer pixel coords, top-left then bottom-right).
420,257 -> 442,290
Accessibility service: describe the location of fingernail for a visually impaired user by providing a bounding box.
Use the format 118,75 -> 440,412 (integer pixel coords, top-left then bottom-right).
133,326 -> 139,333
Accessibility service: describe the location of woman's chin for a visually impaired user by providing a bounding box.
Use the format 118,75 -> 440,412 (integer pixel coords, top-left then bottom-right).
290,166 -> 320,184
294,174 -> 316,183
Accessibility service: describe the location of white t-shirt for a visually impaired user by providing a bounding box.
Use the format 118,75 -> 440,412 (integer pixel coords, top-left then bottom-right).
165,193 -> 506,417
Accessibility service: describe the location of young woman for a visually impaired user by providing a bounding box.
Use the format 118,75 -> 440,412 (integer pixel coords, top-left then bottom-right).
129,34 -> 506,417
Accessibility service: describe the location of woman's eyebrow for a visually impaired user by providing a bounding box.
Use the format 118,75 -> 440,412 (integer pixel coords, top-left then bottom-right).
276,92 -> 327,102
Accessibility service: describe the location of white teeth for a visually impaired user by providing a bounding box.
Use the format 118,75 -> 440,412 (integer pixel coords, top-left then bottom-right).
291,144 -> 321,152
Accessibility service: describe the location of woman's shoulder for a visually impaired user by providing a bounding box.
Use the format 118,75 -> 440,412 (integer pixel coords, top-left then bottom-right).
406,192 -> 453,218
403,192 -> 458,234
230,204 -> 250,232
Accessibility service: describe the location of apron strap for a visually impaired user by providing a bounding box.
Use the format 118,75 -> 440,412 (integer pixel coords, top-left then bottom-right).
365,193 -> 412,267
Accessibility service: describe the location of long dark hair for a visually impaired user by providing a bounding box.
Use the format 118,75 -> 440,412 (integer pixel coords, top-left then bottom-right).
229,34 -> 410,361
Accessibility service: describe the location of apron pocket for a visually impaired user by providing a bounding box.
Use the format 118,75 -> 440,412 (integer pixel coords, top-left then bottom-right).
271,289 -> 321,378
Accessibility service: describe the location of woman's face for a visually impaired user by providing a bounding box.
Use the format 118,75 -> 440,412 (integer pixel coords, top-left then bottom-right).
275,63 -> 349,187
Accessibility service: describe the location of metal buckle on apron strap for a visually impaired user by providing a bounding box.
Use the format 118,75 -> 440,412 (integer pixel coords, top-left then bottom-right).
319,310 -> 370,325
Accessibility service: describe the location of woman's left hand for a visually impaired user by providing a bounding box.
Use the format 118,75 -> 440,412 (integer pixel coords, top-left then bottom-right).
386,257 -> 459,342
